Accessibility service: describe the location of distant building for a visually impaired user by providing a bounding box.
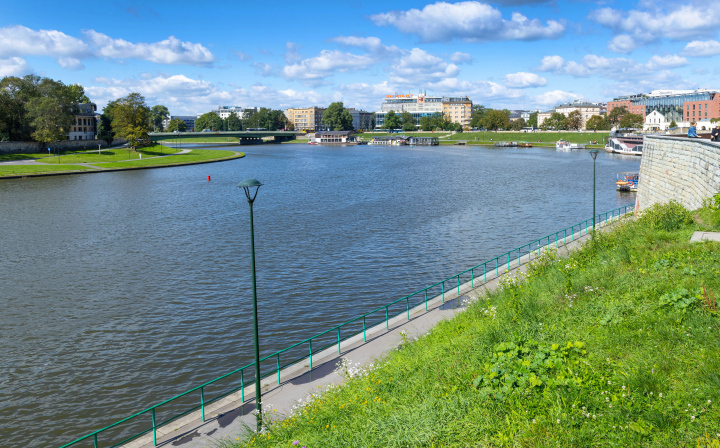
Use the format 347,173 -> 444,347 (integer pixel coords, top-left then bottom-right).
313,130 -> 356,144
285,107 -> 326,132
68,103 -> 97,140
347,108 -> 374,131
538,100 -> 605,129
608,89 -> 720,130
374,93 -> 472,129
162,116 -> 197,132
199,106 -> 256,120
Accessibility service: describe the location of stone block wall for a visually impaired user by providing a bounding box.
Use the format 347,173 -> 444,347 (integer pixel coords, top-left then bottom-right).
0,139 -> 127,155
637,135 -> 720,211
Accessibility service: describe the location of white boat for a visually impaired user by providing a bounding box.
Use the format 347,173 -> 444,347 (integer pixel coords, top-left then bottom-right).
605,133 -> 643,156
556,140 -> 585,150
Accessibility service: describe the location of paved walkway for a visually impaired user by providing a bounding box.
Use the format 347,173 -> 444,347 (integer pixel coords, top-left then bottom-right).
112,218 -> 626,448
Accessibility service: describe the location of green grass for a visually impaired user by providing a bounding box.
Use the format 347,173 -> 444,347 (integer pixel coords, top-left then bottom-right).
37,145 -> 181,164
159,136 -> 244,143
232,201 -> 720,447
90,149 -> 243,168
0,150 -> 95,162
0,164 -> 96,176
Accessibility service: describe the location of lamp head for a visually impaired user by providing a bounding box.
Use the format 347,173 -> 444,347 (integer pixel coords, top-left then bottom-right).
589,149 -> 599,160
238,178 -> 263,203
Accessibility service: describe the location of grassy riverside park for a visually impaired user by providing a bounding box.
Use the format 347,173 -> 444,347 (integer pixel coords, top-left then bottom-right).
0,145 -> 244,177
230,201 -> 720,447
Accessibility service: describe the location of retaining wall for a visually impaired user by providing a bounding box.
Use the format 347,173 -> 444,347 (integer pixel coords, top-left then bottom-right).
637,135 -> 720,210
0,138 -> 127,155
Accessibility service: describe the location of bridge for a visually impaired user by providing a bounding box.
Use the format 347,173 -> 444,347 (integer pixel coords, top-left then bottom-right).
149,131 -> 300,145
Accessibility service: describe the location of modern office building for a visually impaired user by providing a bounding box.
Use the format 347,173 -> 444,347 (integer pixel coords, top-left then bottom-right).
607,89 -> 720,129
347,108 -> 374,131
68,103 -> 97,140
285,107 -> 326,132
162,116 -> 197,132
374,93 -> 472,129
537,100 -> 605,129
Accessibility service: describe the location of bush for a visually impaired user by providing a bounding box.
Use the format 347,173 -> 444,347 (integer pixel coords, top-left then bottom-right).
639,201 -> 693,231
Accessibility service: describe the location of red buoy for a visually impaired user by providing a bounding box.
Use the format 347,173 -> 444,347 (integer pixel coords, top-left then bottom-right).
207,175 -> 211,181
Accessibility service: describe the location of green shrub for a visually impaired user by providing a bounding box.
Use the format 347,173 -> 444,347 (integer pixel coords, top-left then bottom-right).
639,201 -> 693,231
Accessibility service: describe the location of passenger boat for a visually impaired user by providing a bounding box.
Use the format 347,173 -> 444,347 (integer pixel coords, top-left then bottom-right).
605,132 -> 643,156
556,140 -> 585,150
518,142 -> 532,148
493,141 -> 517,147
616,172 -> 639,191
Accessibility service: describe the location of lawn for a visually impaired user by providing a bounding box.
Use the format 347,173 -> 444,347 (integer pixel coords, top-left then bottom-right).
158,136 -> 243,143
0,164 -> 96,176
230,200 -> 720,447
37,145 -> 181,164
90,149 -> 243,168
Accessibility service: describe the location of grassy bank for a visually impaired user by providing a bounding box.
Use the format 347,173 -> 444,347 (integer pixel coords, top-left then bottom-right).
36,145 -> 182,164
232,201 -> 720,447
0,164 -> 97,176
159,136 -> 243,143
92,149 -> 243,168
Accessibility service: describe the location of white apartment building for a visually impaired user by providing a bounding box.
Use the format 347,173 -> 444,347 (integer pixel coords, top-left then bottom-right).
68,103 -> 97,140
199,106 -> 256,119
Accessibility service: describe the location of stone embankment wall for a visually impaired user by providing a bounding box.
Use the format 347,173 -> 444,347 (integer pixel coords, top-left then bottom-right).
0,138 -> 127,155
637,135 -> 720,211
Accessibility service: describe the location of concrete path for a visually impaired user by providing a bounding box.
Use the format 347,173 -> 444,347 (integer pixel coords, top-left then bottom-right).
112,217 -> 626,448
690,231 -> 720,242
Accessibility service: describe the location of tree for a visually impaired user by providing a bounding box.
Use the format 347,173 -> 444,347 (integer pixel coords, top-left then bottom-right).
26,96 -> 74,145
585,115 -> 605,131
383,110 -> 401,130
669,120 -> 678,128
541,112 -> 567,130
528,111 -> 538,128
565,110 -> 583,130
401,111 -> 416,131
166,118 -> 187,132
150,105 -> 169,132
97,113 -> 114,145
67,84 -> 90,103
509,118 -> 527,131
111,92 -> 150,150
195,112 -> 223,132
620,113 -> 644,129
369,113 -> 376,131
469,104 -> 487,129
419,115 -> 433,131
481,109 -> 510,130
607,106 -> 628,126
225,113 -> 242,131
321,102 -> 353,131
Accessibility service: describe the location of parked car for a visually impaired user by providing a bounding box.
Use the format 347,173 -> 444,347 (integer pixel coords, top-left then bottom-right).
202,129 -> 212,132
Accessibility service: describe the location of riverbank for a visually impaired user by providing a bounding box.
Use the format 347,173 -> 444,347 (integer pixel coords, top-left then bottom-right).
0,145 -> 244,178
232,201 -> 720,447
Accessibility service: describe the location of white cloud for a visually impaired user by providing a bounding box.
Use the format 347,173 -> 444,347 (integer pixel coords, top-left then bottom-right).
684,40 -> 720,57
533,90 -> 582,107
646,55 -> 689,69
253,62 -> 274,76
84,30 -> 214,66
607,35 -> 638,53
0,25 -> 90,68
370,1 -> 564,42
234,51 -> 253,61
0,57 -> 31,77
503,72 -> 547,88
284,42 -> 302,63
449,52 -> 472,63
592,4 -> 717,44
329,36 -> 400,56
538,55 -> 564,71
282,50 -> 374,83
390,48 -> 460,85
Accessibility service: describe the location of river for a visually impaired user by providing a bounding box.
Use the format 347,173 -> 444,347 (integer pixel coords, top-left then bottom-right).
0,143 -> 640,447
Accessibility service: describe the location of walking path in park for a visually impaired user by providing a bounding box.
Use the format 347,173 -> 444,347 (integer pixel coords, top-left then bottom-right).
110,217 -> 622,448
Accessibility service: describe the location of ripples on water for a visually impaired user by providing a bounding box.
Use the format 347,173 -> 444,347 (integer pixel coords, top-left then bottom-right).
0,144 -> 640,447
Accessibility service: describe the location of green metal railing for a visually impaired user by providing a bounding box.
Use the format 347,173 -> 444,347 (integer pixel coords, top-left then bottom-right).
57,204 -> 632,448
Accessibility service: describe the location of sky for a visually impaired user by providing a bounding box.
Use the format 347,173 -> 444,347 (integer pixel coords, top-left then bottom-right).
1,0 -> 718,115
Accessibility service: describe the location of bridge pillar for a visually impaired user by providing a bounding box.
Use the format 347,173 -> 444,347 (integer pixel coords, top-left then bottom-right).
239,137 -> 263,145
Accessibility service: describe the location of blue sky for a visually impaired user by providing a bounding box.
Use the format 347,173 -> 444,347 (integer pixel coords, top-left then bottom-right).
1,0 -> 717,115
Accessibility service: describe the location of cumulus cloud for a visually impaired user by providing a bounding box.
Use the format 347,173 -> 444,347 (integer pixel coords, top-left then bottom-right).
646,55 -> 689,69
0,57 -> 31,77
449,52 -> 472,63
370,1 -> 564,42
282,50 -> 374,83
234,51 -> 253,61
503,72 -> 547,88
537,53 -> 688,79
684,40 -> 720,57
329,36 -> 401,56
538,55 -> 564,71
84,30 -> 214,66
390,48 -> 460,84
0,25 -> 91,68
533,90 -> 582,107
592,4 -> 717,48
607,35 -> 638,53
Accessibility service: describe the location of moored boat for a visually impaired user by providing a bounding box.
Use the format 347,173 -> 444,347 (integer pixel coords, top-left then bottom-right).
605,132 -> 643,156
616,172 -> 639,191
556,140 -> 585,150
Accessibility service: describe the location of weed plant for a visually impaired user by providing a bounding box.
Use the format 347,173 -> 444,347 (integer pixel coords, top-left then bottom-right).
231,202 -> 720,447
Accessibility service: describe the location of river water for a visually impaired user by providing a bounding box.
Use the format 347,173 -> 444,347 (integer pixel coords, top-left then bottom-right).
0,143 -> 640,447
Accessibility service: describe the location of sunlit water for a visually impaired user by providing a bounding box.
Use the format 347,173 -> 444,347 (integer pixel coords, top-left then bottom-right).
0,144 -> 640,447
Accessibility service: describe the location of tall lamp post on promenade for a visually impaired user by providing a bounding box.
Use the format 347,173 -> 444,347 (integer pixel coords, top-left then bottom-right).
238,178 -> 264,432
589,149 -> 599,230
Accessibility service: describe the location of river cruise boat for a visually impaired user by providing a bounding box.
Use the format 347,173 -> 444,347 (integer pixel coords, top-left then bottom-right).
605,132 -> 643,156
556,140 -> 585,150
494,141 -> 517,147
518,142 -> 532,148
368,136 -> 408,146
616,172 -> 639,191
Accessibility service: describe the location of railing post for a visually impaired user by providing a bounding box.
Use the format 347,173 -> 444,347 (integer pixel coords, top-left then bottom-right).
518,248 -> 521,266
406,297 -> 410,320
471,268 -> 474,288
507,253 -> 510,271
457,276 -> 460,294
277,353 -> 281,384
337,328 -> 341,355
201,386 -> 206,422
362,316 -> 367,341
424,290 -> 428,311
484,263 -> 486,282
309,339 -> 313,370
496,258 -> 499,276
385,306 -> 389,330
442,283 -> 445,303
94,434 -> 98,448
240,369 -> 244,402
151,408 -> 157,446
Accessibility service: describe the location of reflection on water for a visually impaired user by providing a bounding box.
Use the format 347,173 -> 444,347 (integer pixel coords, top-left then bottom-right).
0,144 -> 640,447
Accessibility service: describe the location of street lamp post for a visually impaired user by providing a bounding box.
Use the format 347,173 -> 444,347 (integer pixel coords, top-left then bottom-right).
238,178 -> 264,432
590,150 -> 599,230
